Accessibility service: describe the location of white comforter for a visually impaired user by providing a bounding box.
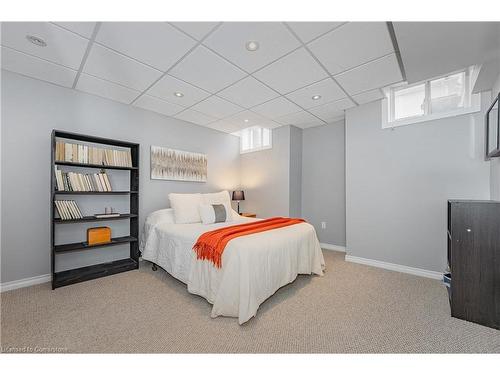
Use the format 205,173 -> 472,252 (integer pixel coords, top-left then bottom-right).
140,215 -> 325,324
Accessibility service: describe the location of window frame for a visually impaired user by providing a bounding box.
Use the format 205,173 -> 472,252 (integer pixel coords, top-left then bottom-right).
383,67 -> 481,129
239,126 -> 273,154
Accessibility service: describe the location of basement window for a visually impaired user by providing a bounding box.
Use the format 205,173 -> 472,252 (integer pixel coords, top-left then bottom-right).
239,126 -> 272,154
383,66 -> 481,128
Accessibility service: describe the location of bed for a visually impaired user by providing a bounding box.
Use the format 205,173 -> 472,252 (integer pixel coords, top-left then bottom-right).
140,201 -> 325,324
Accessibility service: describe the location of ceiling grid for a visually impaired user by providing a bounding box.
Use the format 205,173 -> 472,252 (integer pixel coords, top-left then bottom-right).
1,21 -> 406,133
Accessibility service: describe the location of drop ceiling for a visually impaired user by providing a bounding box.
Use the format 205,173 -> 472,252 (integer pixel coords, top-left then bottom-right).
1,21 -> 404,133
393,22 -> 500,85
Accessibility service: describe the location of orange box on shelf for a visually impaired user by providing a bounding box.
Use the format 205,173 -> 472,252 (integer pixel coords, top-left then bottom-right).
87,226 -> 111,246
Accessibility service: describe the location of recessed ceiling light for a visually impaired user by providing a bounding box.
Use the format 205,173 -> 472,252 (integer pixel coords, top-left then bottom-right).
245,41 -> 260,52
26,35 -> 47,47
174,92 -> 184,98
244,119 -> 249,123
312,95 -> 321,100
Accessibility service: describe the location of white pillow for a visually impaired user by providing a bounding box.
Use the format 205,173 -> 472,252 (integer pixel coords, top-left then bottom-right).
199,204 -> 230,224
202,191 -> 233,222
169,193 -> 202,224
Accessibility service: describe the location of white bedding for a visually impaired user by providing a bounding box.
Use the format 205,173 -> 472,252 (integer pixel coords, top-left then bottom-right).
140,213 -> 325,324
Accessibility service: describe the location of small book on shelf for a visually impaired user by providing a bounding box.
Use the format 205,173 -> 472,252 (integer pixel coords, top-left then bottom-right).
54,200 -> 83,220
94,213 -> 121,218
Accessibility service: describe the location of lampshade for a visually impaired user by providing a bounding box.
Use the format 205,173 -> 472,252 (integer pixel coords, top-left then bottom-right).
232,190 -> 245,201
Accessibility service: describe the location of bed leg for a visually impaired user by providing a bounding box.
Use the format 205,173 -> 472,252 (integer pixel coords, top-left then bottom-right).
152,263 -> 157,271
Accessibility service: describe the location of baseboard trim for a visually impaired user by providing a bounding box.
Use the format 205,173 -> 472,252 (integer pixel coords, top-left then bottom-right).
345,255 -> 442,280
320,243 -> 346,252
1,274 -> 51,292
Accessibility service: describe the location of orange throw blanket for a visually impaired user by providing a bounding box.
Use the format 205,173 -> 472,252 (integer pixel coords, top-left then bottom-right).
193,217 -> 305,268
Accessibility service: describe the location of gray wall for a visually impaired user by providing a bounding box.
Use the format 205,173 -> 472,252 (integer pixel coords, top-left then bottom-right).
302,120 -> 346,246
491,74 -> 500,200
1,71 -> 240,283
240,126 -> 291,217
289,125 -> 302,217
345,97 -> 491,272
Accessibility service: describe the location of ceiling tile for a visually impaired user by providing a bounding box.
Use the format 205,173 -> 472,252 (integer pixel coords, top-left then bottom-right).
83,44 -> 163,91
352,89 -> 385,104
174,108 -> 217,126
190,96 -> 244,119
1,22 -> 89,69
204,122 -> 239,134
203,22 -> 301,73
251,97 -> 302,119
1,46 -> 77,87
334,53 -> 403,95
394,22 -> 500,84
133,95 -> 185,116
286,22 -> 344,43
308,98 -> 354,122
96,22 -> 196,71
253,48 -> 327,94
285,78 -> 346,108
211,110 -> 282,132
146,74 -> 210,107
53,22 -> 96,38
170,22 -> 219,40
217,76 -> 278,108
276,110 -> 324,128
76,73 -> 140,104
300,121 -> 330,129
169,45 -> 246,93
308,22 -> 394,74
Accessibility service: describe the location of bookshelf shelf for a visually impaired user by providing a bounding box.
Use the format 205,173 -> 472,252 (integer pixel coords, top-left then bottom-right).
54,236 -> 137,253
51,130 -> 139,289
55,160 -> 138,170
54,214 -> 137,224
54,191 -> 138,195
53,258 -> 138,288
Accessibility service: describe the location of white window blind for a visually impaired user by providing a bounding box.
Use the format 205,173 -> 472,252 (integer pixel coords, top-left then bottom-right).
384,67 -> 480,128
240,127 -> 272,154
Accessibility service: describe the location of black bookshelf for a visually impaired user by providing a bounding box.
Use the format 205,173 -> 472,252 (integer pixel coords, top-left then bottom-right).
51,130 -> 140,289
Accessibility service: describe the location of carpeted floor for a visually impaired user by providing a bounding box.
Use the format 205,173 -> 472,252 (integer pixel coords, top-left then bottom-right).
1,250 -> 499,353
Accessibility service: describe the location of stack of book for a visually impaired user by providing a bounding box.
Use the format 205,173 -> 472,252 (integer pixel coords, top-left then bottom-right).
55,141 -> 132,167
55,200 -> 83,220
54,168 -> 112,192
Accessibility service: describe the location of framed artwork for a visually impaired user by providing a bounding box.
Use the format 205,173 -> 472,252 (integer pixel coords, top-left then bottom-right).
150,146 -> 207,182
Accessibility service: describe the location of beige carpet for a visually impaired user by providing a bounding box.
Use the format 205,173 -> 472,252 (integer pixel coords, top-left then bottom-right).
1,251 -> 499,353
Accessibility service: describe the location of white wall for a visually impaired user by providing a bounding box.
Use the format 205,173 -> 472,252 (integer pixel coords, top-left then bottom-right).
1,71 -> 240,283
301,120 -> 346,246
345,97 -> 491,272
240,126 -> 290,217
240,125 -> 303,218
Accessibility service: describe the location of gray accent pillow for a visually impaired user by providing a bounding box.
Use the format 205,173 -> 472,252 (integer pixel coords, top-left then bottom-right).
212,204 -> 227,223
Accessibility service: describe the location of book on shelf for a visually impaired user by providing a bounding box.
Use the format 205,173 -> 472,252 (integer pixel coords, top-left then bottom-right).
55,140 -> 132,167
54,167 -> 113,192
94,213 -> 121,219
54,200 -> 84,220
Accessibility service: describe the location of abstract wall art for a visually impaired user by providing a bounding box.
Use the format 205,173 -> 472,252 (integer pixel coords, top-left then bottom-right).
150,146 -> 207,182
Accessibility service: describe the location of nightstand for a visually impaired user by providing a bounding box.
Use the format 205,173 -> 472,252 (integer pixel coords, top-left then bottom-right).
240,213 -> 256,218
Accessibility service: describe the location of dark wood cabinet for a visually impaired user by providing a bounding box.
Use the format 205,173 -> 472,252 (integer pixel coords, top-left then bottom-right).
448,200 -> 499,330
